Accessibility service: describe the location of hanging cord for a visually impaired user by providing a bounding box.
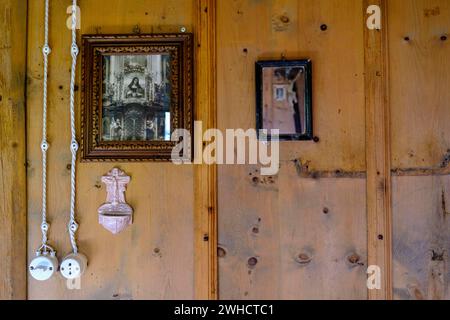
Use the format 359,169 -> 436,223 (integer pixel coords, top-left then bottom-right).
38,0 -> 55,255
68,0 -> 79,254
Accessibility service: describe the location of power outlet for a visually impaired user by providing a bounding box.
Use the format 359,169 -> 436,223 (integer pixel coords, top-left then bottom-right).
60,253 -> 87,280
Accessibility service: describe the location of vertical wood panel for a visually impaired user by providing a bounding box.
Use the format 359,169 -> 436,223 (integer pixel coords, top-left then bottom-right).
0,0 -> 27,300
389,0 -> 450,300
217,0 -> 366,172
389,0 -> 450,170
217,0 -> 367,300
392,176 -> 450,300
219,164 -> 368,300
194,0 -> 218,299
364,0 -> 393,300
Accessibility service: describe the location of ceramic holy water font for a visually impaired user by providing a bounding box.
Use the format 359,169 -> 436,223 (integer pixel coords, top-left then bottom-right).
98,168 -> 133,234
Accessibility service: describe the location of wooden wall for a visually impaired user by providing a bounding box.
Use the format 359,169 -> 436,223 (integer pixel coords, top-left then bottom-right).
389,0 -> 450,300
0,0 -> 27,300
15,0 -> 450,300
27,0 -> 196,300
216,0 -> 368,300
217,0 -> 450,300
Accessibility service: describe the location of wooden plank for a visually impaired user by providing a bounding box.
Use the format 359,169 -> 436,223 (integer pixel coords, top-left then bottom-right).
194,0 -> 218,300
363,0 -> 393,300
219,163 -> 368,300
279,163 -> 367,300
218,164 -> 280,299
388,0 -> 450,170
27,0 -> 195,300
0,0 -> 28,300
392,176 -> 450,300
217,0 -> 366,173
217,0 -> 367,299
388,0 -> 450,300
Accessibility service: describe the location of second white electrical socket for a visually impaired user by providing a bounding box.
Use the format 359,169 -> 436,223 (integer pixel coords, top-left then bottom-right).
60,253 -> 87,280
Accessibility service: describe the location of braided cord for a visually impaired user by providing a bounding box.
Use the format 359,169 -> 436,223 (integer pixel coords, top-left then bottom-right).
38,0 -> 54,255
68,0 -> 79,254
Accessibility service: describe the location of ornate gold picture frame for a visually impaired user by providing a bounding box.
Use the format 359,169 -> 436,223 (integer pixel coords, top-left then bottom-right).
81,33 -> 193,161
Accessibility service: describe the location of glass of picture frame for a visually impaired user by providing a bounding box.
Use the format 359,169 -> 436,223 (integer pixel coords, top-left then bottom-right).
255,59 -> 313,141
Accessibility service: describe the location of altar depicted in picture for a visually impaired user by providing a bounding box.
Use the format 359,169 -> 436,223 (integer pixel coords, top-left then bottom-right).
101,54 -> 172,142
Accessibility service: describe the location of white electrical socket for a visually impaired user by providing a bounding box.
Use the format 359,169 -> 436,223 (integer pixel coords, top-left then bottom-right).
29,254 -> 58,281
60,253 -> 87,280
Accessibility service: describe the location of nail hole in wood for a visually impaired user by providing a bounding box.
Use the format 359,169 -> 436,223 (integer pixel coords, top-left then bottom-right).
320,24 -> 328,31
218,247 -> 227,258
247,257 -> 258,268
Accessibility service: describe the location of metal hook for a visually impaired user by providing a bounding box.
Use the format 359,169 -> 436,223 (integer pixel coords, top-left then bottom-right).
133,24 -> 141,34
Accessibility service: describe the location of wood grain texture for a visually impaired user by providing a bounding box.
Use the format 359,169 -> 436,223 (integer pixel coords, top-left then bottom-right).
0,0 -> 28,300
194,0 -> 218,299
219,163 -> 368,300
217,0 -> 365,172
19,0 -> 450,300
27,0 -> 195,300
217,0 -> 367,299
388,0 -> 450,300
388,0 -> 450,170
364,0 -> 393,300
392,176 -> 450,300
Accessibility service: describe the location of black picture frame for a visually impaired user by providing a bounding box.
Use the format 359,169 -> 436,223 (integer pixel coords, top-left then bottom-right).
255,59 -> 313,141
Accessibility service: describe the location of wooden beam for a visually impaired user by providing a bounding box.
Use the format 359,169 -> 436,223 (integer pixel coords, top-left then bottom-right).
194,0 -> 218,300
363,0 -> 393,300
0,0 -> 28,300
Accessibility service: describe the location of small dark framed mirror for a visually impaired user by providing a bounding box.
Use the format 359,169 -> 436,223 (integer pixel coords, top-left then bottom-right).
255,59 -> 312,141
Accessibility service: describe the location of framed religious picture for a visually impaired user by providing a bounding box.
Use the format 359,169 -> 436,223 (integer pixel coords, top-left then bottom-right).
255,59 -> 313,141
81,33 -> 193,161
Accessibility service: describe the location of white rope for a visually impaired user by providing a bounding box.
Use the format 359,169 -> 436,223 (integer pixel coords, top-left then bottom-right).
68,0 -> 79,254
34,0 -> 81,258
37,0 -> 55,256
